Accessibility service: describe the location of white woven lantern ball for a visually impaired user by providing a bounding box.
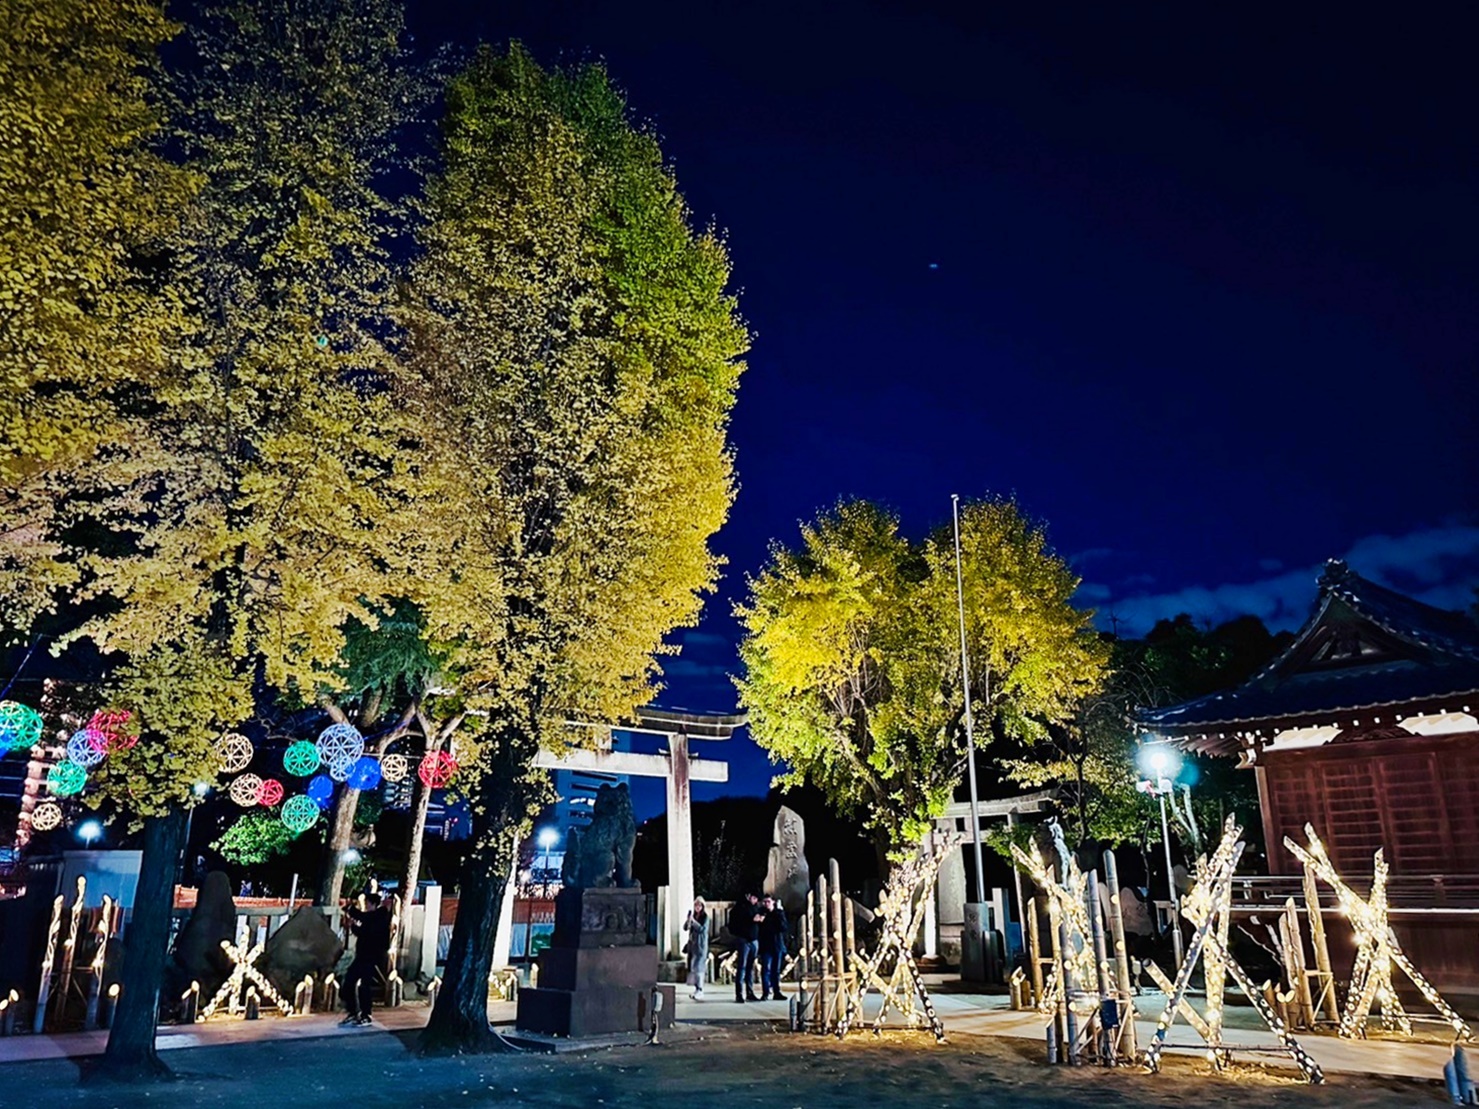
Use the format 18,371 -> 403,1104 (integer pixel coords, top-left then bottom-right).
315,722 -> 363,770
66,728 -> 108,769
229,773 -> 264,807
217,733 -> 254,775
31,801 -> 63,832
380,753 -> 408,783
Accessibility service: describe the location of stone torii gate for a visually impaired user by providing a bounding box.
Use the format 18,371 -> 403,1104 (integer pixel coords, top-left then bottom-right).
534,706 -> 743,961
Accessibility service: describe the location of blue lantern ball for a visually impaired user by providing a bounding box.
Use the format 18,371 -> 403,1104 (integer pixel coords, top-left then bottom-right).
315,722 -> 363,770
66,728 -> 107,769
346,755 -> 382,792
306,774 -> 335,809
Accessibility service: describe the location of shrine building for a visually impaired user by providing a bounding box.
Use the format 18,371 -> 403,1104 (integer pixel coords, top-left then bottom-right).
1140,559 -> 1479,997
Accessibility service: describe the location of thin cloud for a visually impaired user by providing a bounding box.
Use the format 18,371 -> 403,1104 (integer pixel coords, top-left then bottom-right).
1089,524 -> 1479,635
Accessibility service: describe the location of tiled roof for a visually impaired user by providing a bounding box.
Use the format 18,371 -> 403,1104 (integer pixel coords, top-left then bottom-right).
1139,560 -> 1479,738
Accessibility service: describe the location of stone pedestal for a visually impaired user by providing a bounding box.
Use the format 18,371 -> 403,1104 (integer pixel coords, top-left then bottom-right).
516,888 -> 673,1038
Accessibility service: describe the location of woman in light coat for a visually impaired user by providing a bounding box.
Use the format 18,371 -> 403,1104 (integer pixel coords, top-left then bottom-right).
683,897 -> 710,999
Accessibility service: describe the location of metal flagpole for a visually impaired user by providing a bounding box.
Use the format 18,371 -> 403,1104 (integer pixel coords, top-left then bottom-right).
951,495 -> 987,903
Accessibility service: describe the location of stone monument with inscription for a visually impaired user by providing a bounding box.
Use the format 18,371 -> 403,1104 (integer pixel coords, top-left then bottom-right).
516,784 -> 674,1037
763,804 -> 810,916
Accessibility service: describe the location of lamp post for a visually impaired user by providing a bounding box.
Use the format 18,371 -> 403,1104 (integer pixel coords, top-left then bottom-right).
950,495 -> 987,906
1139,745 -> 1184,968
78,820 -> 103,849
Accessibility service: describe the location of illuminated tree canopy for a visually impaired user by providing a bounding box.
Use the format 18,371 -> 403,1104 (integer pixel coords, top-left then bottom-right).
399,44 -> 748,1053
736,498 -> 1107,852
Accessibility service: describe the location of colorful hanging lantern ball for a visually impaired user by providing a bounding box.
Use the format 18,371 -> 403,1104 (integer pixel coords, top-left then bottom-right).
281,794 -> 319,835
31,801 -> 63,832
380,753 -> 408,783
306,774 -> 335,808
48,760 -> 87,797
346,755 -> 382,792
87,708 -> 136,753
229,773 -> 264,807
282,741 -> 320,777
315,722 -> 363,770
417,750 -> 458,789
256,778 -> 285,807
217,733 -> 254,774
0,701 -> 44,754
66,728 -> 108,769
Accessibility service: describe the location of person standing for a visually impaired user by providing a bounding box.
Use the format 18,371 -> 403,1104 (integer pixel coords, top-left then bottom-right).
683,897 -> 710,999
341,891 -> 392,1026
758,894 -> 789,1000
727,891 -> 762,1002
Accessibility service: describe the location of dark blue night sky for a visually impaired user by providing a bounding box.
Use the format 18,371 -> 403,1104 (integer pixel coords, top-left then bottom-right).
412,1 -> 1479,818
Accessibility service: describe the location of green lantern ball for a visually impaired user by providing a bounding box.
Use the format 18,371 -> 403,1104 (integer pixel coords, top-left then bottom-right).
282,740 -> 320,777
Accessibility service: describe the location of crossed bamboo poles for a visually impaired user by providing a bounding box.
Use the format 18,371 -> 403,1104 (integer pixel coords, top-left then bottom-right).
1285,825 -> 1471,1043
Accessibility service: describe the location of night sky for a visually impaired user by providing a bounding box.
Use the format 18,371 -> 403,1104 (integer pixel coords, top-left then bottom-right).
411,2 -> 1479,817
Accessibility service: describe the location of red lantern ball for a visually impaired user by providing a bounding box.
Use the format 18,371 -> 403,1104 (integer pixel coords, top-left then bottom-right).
417,751 -> 458,789
256,778 -> 285,807
87,709 -> 137,752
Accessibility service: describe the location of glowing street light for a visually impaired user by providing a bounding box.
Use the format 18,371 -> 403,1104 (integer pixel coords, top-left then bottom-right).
1138,740 -> 1185,967
78,819 -> 103,848
536,827 -> 560,898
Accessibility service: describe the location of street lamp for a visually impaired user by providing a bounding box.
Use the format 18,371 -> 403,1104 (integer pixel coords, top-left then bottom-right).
1138,742 -> 1185,968
78,819 -> 103,848
537,827 -> 559,896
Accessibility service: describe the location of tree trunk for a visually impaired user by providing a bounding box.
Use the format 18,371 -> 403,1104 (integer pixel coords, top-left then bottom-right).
420,727 -> 545,1057
315,782 -> 362,906
92,807 -> 187,1083
419,830 -> 516,1055
399,755 -> 435,925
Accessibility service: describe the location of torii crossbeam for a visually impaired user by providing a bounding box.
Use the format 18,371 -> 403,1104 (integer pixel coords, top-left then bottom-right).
537,706 -> 743,960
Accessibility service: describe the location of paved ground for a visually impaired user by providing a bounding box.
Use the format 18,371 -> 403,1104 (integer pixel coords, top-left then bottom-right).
0,984 -> 1461,1087
0,1019 -> 1451,1109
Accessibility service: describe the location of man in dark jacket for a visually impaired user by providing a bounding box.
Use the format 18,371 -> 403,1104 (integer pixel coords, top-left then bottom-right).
727,892 -> 763,1002
341,891 -> 392,1026
758,894 -> 789,1000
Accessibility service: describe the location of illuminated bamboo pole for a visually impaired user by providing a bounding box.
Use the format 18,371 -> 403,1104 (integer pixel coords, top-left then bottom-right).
1046,892 -> 1068,1061
1086,870 -> 1114,1060
1207,926 -> 1324,1083
1282,897 -> 1314,1029
802,889 -> 813,980
1026,896 -> 1044,1008
1057,909 -> 1080,1065
829,858 -> 846,1024
802,888 -> 815,1027
1103,850 -> 1136,1058
817,873 -> 831,1031
1303,863 -> 1339,1023
1144,959 -> 1212,1039
32,895 -> 63,1033
54,877 -> 85,1024
843,895 -> 857,1024
1205,861 -> 1231,1055
1144,841 -> 1244,1074
91,896 -> 114,974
